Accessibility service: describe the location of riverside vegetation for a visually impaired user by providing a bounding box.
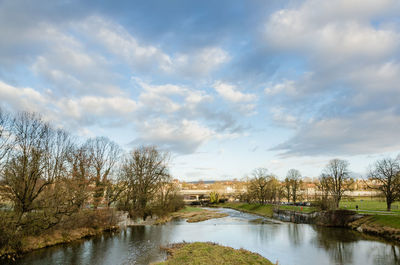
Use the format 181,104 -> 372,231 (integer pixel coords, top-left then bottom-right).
0,109 -> 184,259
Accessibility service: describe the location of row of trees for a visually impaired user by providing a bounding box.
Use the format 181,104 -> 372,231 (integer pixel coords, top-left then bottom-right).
242,156 -> 400,212
0,109 -> 183,250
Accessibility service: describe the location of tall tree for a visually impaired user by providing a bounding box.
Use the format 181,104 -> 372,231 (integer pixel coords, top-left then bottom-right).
287,169 -> 302,203
67,144 -> 93,209
284,177 -> 292,203
321,159 -> 352,208
248,168 -> 270,204
0,112 -> 71,224
119,146 -> 170,220
85,137 -> 121,209
0,108 -> 12,171
368,157 -> 400,211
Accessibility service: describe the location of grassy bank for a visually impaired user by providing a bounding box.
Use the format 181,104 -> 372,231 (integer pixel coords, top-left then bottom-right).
349,215 -> 400,241
218,202 -> 400,243
155,242 -> 275,265
0,209 -> 119,259
0,226 -> 118,259
170,206 -> 228,223
340,198 -> 400,214
216,202 -> 316,218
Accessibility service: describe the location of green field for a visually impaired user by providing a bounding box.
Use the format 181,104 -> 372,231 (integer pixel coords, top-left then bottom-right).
339,198 -> 400,214
217,202 -> 316,218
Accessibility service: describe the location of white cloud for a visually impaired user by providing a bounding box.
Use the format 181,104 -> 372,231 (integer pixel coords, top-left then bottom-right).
132,119 -> 214,154
79,17 -> 229,77
0,80 -> 138,128
80,16 -> 173,73
264,0 -> 400,65
0,81 -> 47,113
263,0 -> 400,156
174,47 -> 230,77
272,110 -> 400,156
214,81 -> 256,103
270,107 -> 298,128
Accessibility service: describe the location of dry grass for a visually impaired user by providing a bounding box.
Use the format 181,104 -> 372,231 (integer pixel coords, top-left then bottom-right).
171,207 -> 228,223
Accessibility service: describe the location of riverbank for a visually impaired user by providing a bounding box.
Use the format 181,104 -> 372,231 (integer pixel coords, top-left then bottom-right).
214,202 -> 316,218
0,225 -> 118,261
216,202 -> 400,244
156,206 -> 228,224
1,207 -> 227,260
349,215 -> 400,242
155,242 -> 275,265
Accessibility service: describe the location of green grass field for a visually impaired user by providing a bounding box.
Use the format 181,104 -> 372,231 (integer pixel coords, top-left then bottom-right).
367,215 -> 400,229
339,198 -> 400,214
217,202 -> 316,217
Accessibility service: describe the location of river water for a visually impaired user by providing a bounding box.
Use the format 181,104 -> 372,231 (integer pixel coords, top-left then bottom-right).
9,208 -> 400,265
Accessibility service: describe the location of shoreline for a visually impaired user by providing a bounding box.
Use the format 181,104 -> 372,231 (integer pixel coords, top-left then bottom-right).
0,226 -> 119,261
0,207 -> 228,260
214,202 -> 400,244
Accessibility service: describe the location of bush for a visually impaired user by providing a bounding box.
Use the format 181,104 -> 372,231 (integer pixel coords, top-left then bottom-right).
52,208 -> 119,231
0,212 -> 21,252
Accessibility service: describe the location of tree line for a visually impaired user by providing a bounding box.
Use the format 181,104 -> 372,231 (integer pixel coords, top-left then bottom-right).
241,157 -> 400,212
0,109 -> 183,251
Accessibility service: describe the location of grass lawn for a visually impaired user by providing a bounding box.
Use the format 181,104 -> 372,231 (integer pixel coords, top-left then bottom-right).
218,202 -> 316,217
367,215 -> 400,229
278,205 -> 317,213
339,198 -> 400,214
155,242 -> 274,265
218,203 -> 274,217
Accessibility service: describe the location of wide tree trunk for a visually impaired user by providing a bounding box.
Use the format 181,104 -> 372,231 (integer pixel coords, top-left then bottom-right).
387,200 -> 392,211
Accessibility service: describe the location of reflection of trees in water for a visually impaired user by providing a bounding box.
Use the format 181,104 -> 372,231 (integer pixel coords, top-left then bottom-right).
287,223 -> 303,246
254,222 -> 281,245
312,225 -> 400,265
126,225 -> 175,264
311,226 -> 360,265
371,244 -> 400,265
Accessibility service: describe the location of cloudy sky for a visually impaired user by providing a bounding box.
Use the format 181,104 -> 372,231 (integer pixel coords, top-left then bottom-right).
1,0 -> 400,181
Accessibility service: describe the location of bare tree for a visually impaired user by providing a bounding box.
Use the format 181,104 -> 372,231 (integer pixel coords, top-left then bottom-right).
85,137 -> 121,209
368,157 -> 400,211
284,177 -> 291,203
67,144 -> 93,209
0,108 -> 12,170
287,169 -> 302,203
248,168 -> 270,204
119,146 -> 170,220
321,159 -> 352,208
0,112 -> 72,224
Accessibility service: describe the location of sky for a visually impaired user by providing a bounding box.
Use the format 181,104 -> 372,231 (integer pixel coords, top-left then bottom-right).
1,0 -> 400,181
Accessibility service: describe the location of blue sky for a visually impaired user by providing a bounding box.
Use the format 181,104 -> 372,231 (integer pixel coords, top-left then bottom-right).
1,0 -> 400,181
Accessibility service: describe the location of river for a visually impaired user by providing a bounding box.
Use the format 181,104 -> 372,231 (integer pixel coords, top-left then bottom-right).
9,208 -> 400,265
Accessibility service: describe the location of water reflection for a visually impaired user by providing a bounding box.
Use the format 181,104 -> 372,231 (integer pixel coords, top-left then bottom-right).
287,223 -> 303,246
312,226 -> 359,265
371,245 -> 400,265
9,208 -> 400,265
